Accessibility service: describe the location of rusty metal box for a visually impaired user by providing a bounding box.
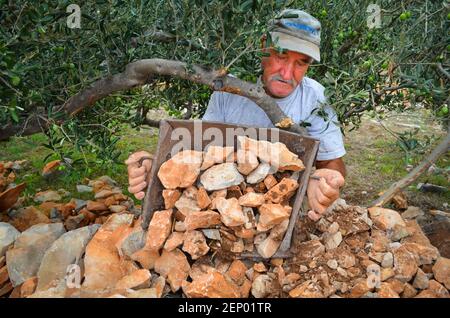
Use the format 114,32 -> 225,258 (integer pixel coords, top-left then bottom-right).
142,119 -> 319,258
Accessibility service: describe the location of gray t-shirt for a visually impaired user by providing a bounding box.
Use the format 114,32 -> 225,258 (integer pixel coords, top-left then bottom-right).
202,76 -> 346,161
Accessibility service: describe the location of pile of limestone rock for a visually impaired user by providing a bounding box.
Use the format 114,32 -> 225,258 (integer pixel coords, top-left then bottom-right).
1,138 -> 449,297
153,136 -> 307,261
1,197 -> 449,298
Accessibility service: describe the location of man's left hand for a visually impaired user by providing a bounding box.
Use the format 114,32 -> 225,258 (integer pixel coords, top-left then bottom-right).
306,168 -> 345,221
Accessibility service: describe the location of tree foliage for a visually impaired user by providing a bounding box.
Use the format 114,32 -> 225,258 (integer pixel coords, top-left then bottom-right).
0,0 -> 448,163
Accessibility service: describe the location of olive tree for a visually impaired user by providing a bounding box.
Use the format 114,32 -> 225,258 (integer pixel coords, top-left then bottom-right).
0,0 -> 448,199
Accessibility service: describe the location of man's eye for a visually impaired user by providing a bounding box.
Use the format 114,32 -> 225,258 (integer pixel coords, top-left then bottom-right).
277,55 -> 288,60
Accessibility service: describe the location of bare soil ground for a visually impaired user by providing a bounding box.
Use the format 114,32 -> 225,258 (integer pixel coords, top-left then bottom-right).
341,110 -> 448,211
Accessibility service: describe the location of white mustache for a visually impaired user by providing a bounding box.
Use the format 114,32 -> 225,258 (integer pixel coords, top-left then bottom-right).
270,74 -> 297,87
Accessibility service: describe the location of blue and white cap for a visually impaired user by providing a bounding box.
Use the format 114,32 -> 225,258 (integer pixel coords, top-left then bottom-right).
268,9 -> 321,62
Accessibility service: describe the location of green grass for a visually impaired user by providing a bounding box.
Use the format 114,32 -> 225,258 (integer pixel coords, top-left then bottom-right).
342,116 -> 449,210
0,125 -> 159,205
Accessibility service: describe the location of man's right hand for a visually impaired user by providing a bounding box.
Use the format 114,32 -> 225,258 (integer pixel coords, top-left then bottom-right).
125,151 -> 153,200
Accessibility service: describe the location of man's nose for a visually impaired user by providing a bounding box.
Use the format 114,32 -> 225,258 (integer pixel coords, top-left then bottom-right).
279,62 -> 294,80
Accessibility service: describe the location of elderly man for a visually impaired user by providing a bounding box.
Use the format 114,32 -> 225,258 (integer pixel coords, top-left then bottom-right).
126,9 -> 346,221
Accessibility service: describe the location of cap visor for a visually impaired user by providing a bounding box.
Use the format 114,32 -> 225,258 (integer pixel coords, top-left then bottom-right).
269,31 -> 320,62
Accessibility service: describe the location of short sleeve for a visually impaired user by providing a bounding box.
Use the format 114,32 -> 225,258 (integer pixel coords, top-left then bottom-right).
202,92 -> 225,122
307,104 -> 346,161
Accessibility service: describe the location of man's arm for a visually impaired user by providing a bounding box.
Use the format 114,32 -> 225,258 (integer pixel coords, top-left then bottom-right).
316,157 -> 346,178
302,83 -> 347,220
307,157 -> 346,221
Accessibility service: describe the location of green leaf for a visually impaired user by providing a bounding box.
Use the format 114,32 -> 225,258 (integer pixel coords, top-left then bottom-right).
299,121 -> 311,127
10,76 -> 21,86
43,153 -> 54,162
9,108 -> 19,123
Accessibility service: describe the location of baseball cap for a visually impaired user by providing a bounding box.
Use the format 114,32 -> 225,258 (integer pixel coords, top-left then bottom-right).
268,9 -> 321,62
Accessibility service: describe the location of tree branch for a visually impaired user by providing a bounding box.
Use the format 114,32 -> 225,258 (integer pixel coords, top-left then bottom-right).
371,132 -> 450,207
435,63 -> 450,80
142,118 -> 160,128
1,58 -> 307,140
143,29 -> 206,50
0,113 -> 48,140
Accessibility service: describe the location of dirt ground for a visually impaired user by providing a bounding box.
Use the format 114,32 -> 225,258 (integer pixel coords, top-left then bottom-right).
341,110 -> 448,211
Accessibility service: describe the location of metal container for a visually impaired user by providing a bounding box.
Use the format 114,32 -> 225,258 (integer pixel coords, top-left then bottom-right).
142,119 -> 320,259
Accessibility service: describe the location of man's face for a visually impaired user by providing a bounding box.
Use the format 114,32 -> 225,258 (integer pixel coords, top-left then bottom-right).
261,48 -> 311,98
